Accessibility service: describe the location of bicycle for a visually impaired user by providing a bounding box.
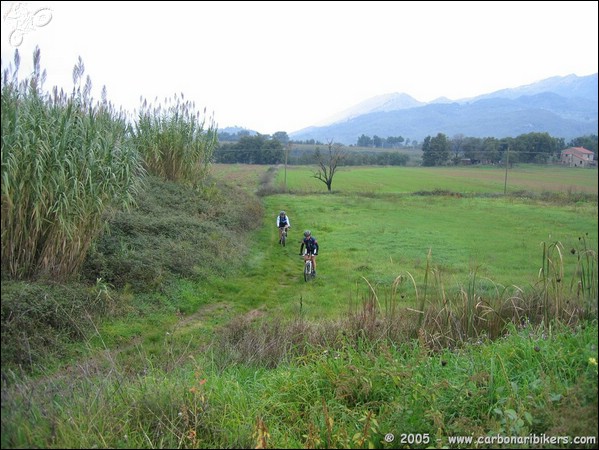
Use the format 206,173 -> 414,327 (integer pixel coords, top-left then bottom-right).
302,251 -> 316,282
278,227 -> 288,247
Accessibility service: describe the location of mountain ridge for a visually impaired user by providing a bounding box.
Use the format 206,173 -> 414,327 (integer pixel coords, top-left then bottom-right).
289,73 -> 598,145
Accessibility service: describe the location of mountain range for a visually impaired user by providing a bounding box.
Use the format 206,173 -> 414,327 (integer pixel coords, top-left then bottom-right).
288,73 -> 598,146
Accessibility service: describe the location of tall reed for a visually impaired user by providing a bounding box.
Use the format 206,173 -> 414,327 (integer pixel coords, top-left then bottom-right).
573,234 -> 598,316
417,248 -> 432,327
538,241 -> 565,325
133,93 -> 217,186
1,48 -> 144,280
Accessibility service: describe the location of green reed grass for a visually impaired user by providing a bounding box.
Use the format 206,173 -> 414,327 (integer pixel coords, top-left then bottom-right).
574,234 -> 598,315
1,48 -> 144,280
537,237 -> 598,326
539,241 -> 565,325
133,93 -> 217,186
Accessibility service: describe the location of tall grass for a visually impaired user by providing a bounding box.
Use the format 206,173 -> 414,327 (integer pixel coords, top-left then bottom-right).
4,319 -> 595,449
1,48 -> 144,280
412,236 -> 598,348
133,93 -> 217,186
537,237 -> 598,326
574,234 -> 598,315
539,240 -> 566,325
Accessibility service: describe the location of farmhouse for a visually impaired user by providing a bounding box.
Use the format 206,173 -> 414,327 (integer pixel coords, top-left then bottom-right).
560,146 -> 596,167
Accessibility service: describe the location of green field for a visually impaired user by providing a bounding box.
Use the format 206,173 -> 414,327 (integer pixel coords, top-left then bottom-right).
207,164 -> 597,321
275,164 -> 598,195
2,164 -> 597,449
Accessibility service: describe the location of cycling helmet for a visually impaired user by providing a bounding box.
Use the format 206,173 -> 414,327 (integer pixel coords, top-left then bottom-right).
280,211 -> 286,215
304,230 -> 311,237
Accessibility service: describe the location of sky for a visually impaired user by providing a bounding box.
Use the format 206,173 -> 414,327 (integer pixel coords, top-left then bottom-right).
1,1 -> 598,135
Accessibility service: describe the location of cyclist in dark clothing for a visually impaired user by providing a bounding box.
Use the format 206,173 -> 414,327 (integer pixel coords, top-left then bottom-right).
299,230 -> 319,275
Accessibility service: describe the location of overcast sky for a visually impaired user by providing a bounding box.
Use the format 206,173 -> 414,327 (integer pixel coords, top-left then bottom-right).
2,1 -> 597,134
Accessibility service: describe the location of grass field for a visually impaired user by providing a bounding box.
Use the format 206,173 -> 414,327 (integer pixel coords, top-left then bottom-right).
274,164 -> 598,195
211,163 -> 598,195
2,163 -> 597,449
207,164 -> 597,322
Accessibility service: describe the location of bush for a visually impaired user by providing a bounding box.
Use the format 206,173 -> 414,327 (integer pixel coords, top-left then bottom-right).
82,176 -> 264,291
0,280 -> 111,371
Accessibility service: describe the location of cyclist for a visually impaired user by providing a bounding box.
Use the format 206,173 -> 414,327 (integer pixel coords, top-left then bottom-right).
276,211 -> 291,244
299,230 -> 319,276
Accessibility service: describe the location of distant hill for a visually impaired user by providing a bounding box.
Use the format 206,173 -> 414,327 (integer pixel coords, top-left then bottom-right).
217,126 -> 258,142
289,73 -> 598,145
313,92 -> 426,126
218,126 -> 258,135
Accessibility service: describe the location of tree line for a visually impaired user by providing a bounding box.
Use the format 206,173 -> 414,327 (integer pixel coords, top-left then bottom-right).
219,130 -> 415,148
356,134 -> 412,148
421,132 -> 598,166
215,131 -> 597,167
214,135 -> 409,166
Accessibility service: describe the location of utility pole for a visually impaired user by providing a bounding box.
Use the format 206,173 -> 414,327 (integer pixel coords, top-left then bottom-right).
504,144 -> 510,195
284,143 -> 290,191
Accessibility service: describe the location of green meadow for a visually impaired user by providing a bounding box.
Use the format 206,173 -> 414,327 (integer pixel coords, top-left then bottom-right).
201,164 -> 598,322
2,164 -> 597,449
277,164 -> 598,195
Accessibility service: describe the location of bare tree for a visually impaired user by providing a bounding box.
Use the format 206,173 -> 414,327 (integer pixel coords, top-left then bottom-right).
313,140 -> 346,191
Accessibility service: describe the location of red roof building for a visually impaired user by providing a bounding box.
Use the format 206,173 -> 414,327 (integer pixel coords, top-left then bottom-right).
560,147 -> 596,167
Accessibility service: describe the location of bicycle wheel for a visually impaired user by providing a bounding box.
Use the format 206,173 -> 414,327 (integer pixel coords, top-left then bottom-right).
280,231 -> 286,247
304,260 -> 312,282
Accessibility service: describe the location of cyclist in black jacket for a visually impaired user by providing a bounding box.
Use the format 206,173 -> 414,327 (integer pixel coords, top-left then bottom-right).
299,230 -> 319,275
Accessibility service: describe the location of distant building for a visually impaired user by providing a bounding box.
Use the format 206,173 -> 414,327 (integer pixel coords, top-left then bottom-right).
560,147 -> 596,167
